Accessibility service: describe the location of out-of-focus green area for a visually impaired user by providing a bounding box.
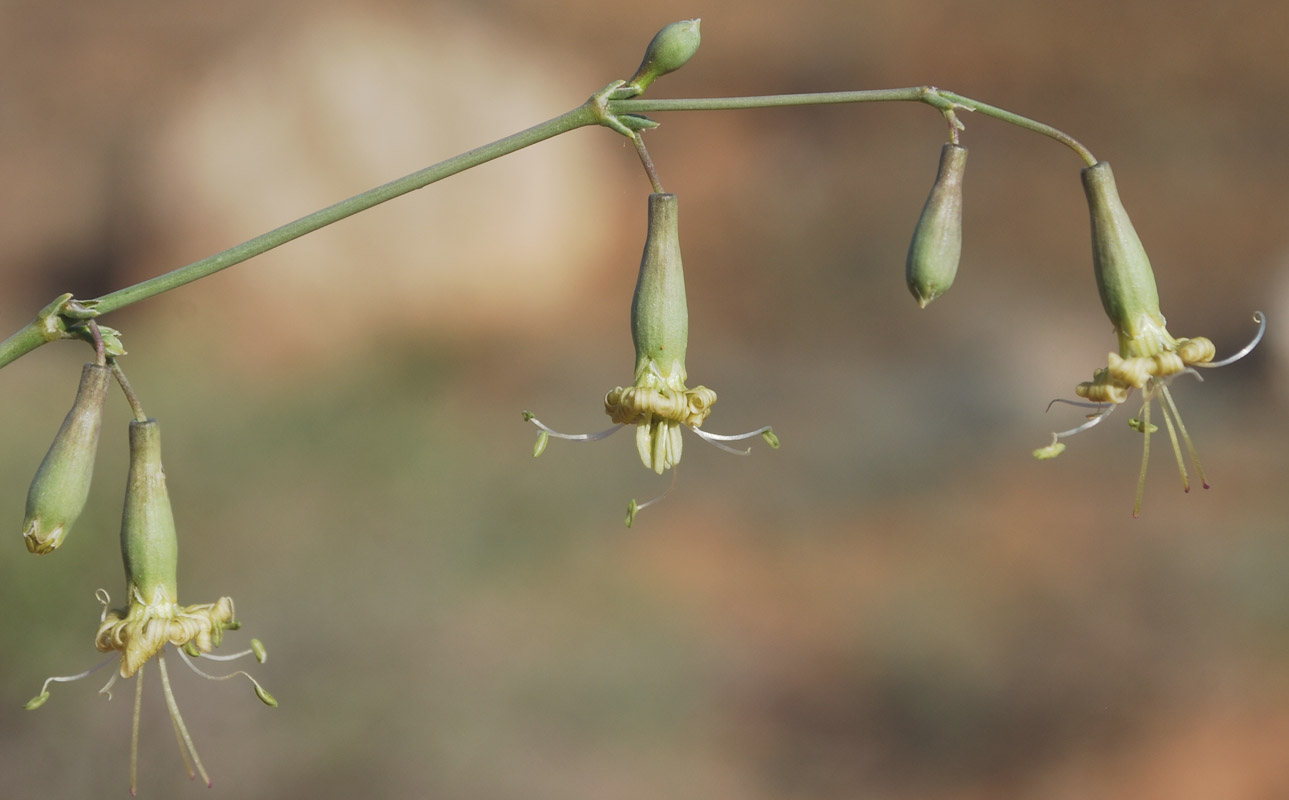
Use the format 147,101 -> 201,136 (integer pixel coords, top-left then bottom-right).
3,1 -> 1289,797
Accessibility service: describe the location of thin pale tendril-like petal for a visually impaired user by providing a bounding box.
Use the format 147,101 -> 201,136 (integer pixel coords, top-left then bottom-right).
158,652 -> 211,788
1196,311 -> 1266,368
526,416 -> 625,441
1046,398 -> 1110,412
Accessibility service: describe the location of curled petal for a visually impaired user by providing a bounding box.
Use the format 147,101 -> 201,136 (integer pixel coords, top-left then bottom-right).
1196,311 -> 1266,368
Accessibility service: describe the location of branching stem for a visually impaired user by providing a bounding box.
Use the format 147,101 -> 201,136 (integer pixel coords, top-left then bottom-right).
0,85 -> 1093,372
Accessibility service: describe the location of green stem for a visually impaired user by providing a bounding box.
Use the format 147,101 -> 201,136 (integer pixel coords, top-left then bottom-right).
0,85 -> 1095,372
0,105 -> 596,370
611,86 -> 1097,164
94,105 -> 597,317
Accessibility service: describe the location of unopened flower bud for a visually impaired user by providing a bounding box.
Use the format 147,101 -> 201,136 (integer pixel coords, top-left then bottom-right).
23,363 -> 111,554
626,19 -> 701,95
906,143 -> 967,308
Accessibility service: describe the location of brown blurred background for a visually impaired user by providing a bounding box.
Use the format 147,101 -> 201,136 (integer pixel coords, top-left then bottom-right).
3,0 -> 1289,797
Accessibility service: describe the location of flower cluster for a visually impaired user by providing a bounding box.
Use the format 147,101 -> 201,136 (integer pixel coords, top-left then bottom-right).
23,367 -> 274,794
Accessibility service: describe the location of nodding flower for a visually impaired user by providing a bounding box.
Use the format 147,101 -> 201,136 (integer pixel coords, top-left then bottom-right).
1035,161 -> 1266,516
524,193 -> 777,526
26,418 -> 274,795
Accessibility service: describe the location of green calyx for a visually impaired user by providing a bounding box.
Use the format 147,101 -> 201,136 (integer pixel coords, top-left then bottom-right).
1082,161 -> 1167,348
631,193 -> 689,385
906,143 -> 967,308
23,363 -> 111,554
120,419 -> 179,603
624,19 -> 702,97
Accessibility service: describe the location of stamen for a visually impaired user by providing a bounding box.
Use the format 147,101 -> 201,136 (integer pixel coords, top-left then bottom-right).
158,652 -> 212,787
1196,310 -> 1266,368
1153,386 -> 1190,493
1160,384 -> 1208,489
27,655 -> 116,707
178,648 -> 278,707
522,412 -> 625,441
130,662 -> 144,796
689,425 -> 759,455
1050,401 -> 1117,440
625,468 -> 679,527
1133,398 -> 1152,518
195,648 -> 256,662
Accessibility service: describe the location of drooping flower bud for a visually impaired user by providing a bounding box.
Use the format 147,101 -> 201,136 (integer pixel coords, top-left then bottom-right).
626,19 -> 702,95
23,363 -> 111,554
906,143 -> 967,308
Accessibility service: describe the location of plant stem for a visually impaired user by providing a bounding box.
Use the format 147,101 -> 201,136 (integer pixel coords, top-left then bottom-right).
0,85 -> 1095,372
612,86 -> 1097,164
93,105 -> 598,317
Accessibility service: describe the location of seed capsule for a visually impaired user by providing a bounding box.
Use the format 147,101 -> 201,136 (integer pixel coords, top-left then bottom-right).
23,363 -> 111,554
906,143 -> 968,308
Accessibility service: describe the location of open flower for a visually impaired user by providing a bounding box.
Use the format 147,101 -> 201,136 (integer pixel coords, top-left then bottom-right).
524,193 -> 777,525
26,417 -> 274,794
1035,161 -> 1266,515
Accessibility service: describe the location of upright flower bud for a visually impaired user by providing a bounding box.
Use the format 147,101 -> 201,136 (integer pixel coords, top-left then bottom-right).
626,19 -> 702,95
1082,161 -> 1168,356
906,143 -> 967,308
120,419 -> 179,606
23,363 -> 110,554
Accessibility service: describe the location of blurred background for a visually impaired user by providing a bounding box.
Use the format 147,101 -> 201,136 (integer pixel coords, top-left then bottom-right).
3,0 -> 1289,797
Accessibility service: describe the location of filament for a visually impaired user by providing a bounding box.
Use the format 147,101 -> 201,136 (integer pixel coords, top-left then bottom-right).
130,663 -> 144,797
1050,401 -> 1117,440
1154,388 -> 1190,493
1133,398 -> 1152,518
1160,384 -> 1208,489
178,647 -> 274,701
525,415 -> 625,441
158,652 -> 211,788
690,424 -> 772,456
35,655 -> 115,697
